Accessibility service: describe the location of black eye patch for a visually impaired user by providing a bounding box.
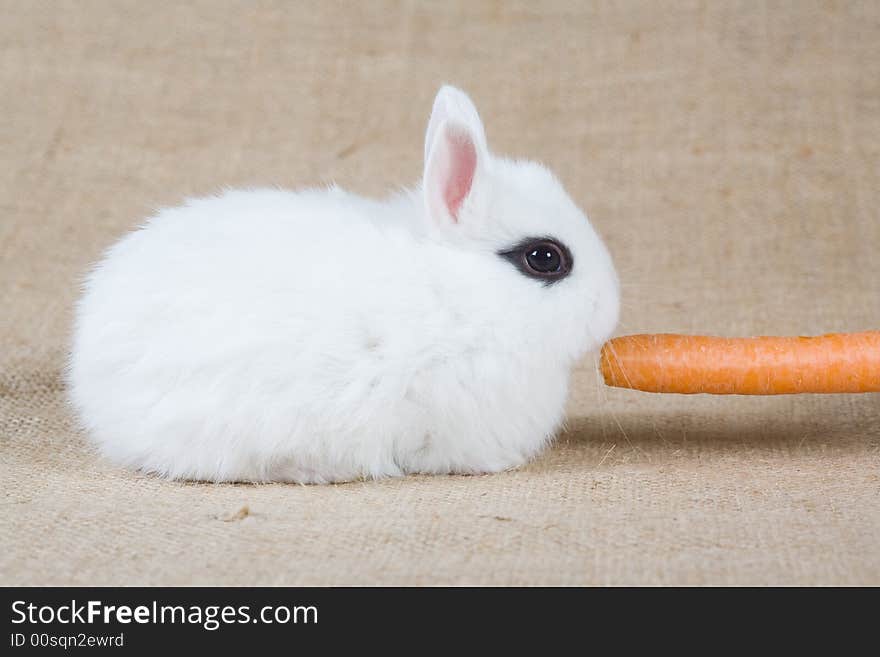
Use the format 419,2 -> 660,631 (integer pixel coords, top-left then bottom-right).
498,237 -> 573,285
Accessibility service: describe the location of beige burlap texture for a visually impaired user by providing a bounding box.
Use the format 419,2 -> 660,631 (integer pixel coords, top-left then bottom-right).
2,1 -> 879,585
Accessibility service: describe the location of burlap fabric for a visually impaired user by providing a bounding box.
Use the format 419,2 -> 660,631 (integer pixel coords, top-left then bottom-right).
2,1 -> 878,585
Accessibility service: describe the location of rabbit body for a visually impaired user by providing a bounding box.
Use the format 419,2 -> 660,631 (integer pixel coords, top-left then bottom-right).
69,87 -> 619,482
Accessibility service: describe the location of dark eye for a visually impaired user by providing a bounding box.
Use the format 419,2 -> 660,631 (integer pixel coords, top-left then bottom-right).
498,237 -> 573,284
526,243 -> 563,274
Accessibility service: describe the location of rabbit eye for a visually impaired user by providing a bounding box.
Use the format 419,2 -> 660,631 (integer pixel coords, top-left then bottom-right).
499,238 -> 572,284
526,244 -> 562,273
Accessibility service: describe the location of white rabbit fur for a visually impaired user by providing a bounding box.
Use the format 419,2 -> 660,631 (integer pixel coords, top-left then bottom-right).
68,86 -> 619,483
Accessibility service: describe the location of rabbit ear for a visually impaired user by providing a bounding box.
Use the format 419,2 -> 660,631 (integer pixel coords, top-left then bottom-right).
424,86 -> 487,165
423,87 -> 487,226
424,120 -> 480,225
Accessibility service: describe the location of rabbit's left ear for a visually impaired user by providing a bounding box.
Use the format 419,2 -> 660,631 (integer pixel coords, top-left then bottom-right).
423,87 -> 488,226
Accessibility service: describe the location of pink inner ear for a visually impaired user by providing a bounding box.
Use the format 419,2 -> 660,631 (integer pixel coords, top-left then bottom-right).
442,128 -> 477,221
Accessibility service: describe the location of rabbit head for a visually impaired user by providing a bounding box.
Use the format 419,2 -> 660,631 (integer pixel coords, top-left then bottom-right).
421,86 -> 620,366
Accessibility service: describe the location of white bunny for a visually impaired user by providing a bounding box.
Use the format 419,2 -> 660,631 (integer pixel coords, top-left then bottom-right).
68,86 -> 620,483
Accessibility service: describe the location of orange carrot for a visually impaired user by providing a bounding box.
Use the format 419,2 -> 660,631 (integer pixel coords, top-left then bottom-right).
600,331 -> 880,394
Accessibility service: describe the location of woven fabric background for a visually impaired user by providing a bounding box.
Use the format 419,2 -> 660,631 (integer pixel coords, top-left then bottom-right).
2,0 -> 878,585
